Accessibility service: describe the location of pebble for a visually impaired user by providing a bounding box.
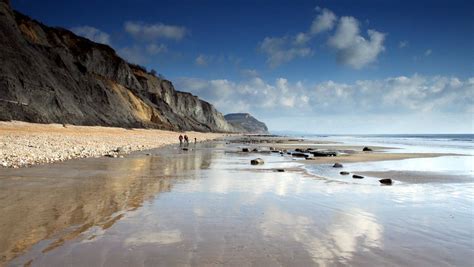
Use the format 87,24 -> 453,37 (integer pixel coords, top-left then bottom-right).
0,125 -> 226,168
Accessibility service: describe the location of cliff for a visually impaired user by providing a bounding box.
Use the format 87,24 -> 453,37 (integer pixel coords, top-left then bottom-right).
0,0 -> 235,132
224,113 -> 269,134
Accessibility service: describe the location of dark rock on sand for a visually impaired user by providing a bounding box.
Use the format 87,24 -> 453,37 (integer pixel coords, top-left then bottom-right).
379,178 -> 393,185
352,174 -> 364,179
340,171 -> 350,175
276,169 -> 285,172
242,148 -> 249,152
250,158 -> 264,165
182,148 -> 189,151
363,147 -> 373,152
252,148 -> 259,152
311,151 -> 337,157
333,163 -> 343,168
292,152 -> 309,158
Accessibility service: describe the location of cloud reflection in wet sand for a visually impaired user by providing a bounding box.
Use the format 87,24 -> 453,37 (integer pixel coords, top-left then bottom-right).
260,205 -> 383,265
0,147 -> 212,265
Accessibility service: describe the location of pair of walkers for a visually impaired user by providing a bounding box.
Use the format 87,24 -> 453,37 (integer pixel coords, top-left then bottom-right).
179,134 -> 198,146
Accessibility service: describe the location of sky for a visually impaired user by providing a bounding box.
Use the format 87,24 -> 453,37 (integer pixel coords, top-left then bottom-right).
12,0 -> 474,134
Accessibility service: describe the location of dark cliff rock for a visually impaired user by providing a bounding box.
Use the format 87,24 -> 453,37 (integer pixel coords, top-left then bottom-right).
0,1 -> 235,132
224,113 -> 269,134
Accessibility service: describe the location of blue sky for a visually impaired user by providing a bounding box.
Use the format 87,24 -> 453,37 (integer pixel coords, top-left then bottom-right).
12,0 -> 474,133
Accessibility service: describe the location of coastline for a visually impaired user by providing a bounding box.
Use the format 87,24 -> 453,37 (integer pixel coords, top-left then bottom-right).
0,121 -> 230,168
1,130 -> 472,265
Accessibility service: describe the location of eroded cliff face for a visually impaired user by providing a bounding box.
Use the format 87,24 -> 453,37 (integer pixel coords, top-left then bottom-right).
224,113 -> 269,134
0,0 -> 235,132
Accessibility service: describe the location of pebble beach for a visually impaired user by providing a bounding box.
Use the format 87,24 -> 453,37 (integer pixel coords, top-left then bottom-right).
0,121 -> 228,168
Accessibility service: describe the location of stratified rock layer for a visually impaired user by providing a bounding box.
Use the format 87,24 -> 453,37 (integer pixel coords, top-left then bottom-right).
0,0 -> 235,132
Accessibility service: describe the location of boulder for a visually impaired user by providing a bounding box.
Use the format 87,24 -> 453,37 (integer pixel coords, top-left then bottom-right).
182,148 -> 189,151
292,152 -> 309,158
379,178 -> 393,185
250,158 -> 264,165
242,148 -> 249,152
333,162 -> 343,168
252,148 -> 259,152
340,171 -> 350,175
362,147 -> 373,152
311,151 -> 337,157
352,174 -> 364,179
276,169 -> 285,172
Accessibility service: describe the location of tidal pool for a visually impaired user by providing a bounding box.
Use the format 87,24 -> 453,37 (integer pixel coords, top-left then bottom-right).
1,141 -> 473,266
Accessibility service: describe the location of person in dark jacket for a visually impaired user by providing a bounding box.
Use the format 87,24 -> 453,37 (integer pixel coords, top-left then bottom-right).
184,135 -> 189,145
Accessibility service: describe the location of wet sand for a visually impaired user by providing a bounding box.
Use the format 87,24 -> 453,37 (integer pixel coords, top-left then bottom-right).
356,170 -> 473,184
1,138 -> 473,266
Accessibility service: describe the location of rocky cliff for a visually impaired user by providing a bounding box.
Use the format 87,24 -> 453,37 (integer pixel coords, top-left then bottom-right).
0,0 -> 235,132
224,113 -> 269,134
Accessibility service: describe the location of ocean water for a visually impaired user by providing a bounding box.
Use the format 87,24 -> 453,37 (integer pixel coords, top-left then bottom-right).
298,134 -> 474,181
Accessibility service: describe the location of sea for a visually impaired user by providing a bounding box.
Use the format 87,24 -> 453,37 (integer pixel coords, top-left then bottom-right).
289,134 -> 474,181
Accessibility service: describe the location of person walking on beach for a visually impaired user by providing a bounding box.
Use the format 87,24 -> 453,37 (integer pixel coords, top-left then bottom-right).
179,134 -> 183,146
194,137 -> 197,144
184,135 -> 189,145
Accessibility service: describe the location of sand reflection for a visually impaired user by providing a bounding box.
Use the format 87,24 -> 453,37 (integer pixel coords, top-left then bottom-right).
0,147 -> 212,265
260,206 -> 383,265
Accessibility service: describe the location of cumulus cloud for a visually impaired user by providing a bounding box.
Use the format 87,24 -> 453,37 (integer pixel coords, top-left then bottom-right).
71,26 -> 110,45
311,7 -> 337,34
328,16 -> 385,69
124,21 -> 187,41
260,36 -> 312,67
176,74 -> 474,120
195,54 -> 208,66
146,43 -> 167,54
258,7 -> 385,69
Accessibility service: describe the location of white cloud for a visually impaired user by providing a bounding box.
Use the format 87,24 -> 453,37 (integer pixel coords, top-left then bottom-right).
240,69 -> 259,77
176,74 -> 474,124
146,43 -> 167,54
310,7 -> 337,34
124,21 -> 187,41
258,7 -> 385,69
425,49 -> 432,56
195,54 -> 208,66
294,32 -> 311,45
328,16 -> 385,69
399,40 -> 408,48
260,36 -> 312,67
71,26 -> 110,45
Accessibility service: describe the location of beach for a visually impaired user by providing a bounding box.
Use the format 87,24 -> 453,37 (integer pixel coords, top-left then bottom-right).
0,129 -> 473,266
0,121 -> 228,168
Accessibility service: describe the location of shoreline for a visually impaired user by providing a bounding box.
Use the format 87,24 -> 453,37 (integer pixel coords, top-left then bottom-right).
0,121 -> 231,168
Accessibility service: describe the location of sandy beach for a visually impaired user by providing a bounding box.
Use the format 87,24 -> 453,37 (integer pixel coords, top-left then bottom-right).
0,131 -> 472,266
0,121 -> 228,168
